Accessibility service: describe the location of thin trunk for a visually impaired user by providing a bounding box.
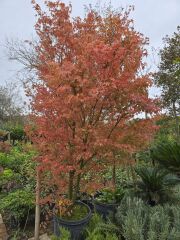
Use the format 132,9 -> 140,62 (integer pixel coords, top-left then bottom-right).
34,168 -> 40,240
73,174 -> 81,202
7,132 -> 10,143
130,165 -> 137,190
112,159 -> 116,189
68,170 -> 75,201
73,160 -> 84,201
172,101 -> 180,142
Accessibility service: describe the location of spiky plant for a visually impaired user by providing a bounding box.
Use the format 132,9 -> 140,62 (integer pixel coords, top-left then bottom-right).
135,166 -> 180,205
151,141 -> 180,176
85,214 -> 119,240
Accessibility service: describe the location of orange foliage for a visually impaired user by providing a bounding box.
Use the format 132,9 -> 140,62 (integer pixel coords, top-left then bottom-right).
27,1 -> 159,198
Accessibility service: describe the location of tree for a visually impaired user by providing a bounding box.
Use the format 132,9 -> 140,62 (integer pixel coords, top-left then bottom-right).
101,118 -> 159,188
25,1 -> 159,202
154,27 -> 180,140
0,83 -> 22,126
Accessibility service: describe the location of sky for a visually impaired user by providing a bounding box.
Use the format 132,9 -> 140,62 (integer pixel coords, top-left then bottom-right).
0,0 -> 179,97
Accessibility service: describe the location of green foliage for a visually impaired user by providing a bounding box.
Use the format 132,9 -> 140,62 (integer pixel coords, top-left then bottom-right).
61,204 -> 88,221
96,187 -> 125,204
154,27 -> 180,139
103,166 -> 133,188
85,214 -> 119,240
0,168 -> 19,190
151,141 -> 180,175
0,145 -> 36,172
2,123 -> 25,144
0,189 -> 34,223
154,117 -> 178,142
116,197 -> 148,240
0,129 -> 8,137
0,145 -> 36,192
0,144 -> 36,230
135,149 -> 152,164
0,168 -> 14,180
51,227 -> 71,240
116,197 -> 180,240
135,166 -> 180,205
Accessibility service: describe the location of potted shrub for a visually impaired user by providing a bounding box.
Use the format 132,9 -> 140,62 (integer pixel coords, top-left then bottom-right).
53,197 -> 92,240
94,187 -> 125,219
25,0 -> 158,238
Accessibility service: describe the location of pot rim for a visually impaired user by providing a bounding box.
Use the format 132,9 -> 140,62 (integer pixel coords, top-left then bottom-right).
54,200 -> 92,225
94,199 -> 119,207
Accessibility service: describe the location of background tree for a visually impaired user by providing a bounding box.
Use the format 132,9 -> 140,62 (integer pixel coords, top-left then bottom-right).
154,27 -> 180,140
0,83 -> 23,127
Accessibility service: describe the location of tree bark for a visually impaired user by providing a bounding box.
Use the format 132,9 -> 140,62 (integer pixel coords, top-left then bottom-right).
172,101 -> 180,142
112,158 -> 116,189
68,170 -> 75,201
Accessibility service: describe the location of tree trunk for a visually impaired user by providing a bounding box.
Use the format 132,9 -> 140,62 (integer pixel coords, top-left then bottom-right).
172,101 -> 180,142
73,173 -> 81,202
112,159 -> 116,189
73,159 -> 85,201
34,168 -> 40,240
68,170 -> 75,201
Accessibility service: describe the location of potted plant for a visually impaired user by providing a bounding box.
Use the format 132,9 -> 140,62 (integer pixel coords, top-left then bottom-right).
25,0 -> 159,238
94,187 -> 125,219
53,196 -> 92,240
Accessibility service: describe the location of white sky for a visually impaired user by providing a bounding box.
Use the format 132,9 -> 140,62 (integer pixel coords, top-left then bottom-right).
0,0 -> 179,97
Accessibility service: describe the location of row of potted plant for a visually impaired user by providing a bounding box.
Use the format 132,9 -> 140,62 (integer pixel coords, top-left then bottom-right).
53,187 -> 125,240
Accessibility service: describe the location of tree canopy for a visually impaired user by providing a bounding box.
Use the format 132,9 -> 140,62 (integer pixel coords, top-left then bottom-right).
154,27 -> 180,139
25,1 -> 158,199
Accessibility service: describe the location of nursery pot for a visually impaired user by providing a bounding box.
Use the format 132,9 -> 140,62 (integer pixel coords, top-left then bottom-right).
94,200 -> 118,220
53,201 -> 92,240
81,199 -> 94,212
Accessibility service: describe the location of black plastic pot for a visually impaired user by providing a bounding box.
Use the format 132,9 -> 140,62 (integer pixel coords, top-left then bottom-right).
94,201 -> 118,220
53,201 -> 92,240
81,199 -> 94,212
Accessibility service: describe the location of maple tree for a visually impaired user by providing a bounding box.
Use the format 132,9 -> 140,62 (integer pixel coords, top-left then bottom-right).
27,1 -> 159,201
99,117 -> 159,188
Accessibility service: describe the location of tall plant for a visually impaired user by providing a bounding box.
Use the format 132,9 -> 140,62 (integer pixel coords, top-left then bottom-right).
154,27 -> 180,141
26,1 -> 158,202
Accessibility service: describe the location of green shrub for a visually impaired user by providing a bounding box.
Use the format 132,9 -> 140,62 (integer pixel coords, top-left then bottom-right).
116,197 -> 148,240
104,166 -> 133,187
0,168 -> 20,191
85,214 -> 119,240
0,189 -> 34,223
116,197 -> 180,240
0,145 -> 36,173
96,187 -> 125,204
0,146 -> 36,191
51,227 -> 71,240
3,124 -> 25,144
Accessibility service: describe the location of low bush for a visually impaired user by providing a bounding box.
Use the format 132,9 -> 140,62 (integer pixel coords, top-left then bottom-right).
116,197 -> 180,240
85,214 -> 119,240
0,189 -> 34,226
